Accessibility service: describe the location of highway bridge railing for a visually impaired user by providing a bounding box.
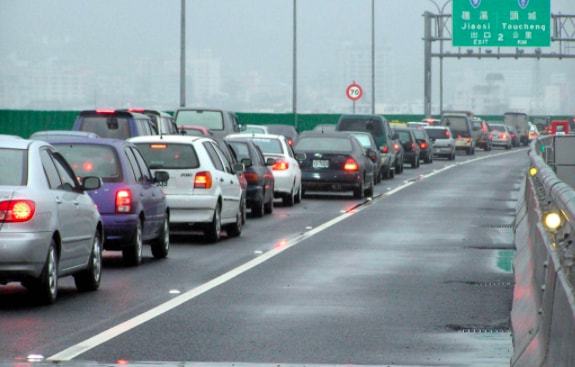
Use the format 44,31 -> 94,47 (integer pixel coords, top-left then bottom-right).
511,134 -> 575,366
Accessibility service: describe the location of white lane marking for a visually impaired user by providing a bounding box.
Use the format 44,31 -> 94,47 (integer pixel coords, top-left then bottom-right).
47,148 -> 524,362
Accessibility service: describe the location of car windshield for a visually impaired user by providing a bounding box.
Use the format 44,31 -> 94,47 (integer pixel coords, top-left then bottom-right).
351,134 -> 372,148
251,138 -> 283,155
442,116 -> 469,136
55,144 -> 122,182
135,143 -> 200,170
295,137 -> 352,153
425,129 -> 449,139
0,148 -> 27,186
79,117 -> 131,140
176,110 -> 224,130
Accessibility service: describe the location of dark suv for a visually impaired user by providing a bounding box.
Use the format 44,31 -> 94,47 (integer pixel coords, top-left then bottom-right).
174,109 -> 241,139
73,110 -> 156,140
336,114 -> 399,179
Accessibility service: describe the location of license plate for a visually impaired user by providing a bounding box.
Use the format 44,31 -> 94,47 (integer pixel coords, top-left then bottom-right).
312,160 -> 329,169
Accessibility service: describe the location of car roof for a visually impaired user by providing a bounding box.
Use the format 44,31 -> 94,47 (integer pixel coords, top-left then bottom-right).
44,136 -> 129,148
128,135 -> 204,144
0,137 -> 35,149
299,131 -> 355,139
119,109 -> 171,117
175,108 -> 228,113
79,110 -> 150,119
226,133 -> 284,141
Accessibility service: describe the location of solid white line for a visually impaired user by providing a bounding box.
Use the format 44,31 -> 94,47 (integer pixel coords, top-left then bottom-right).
47,148 -> 524,362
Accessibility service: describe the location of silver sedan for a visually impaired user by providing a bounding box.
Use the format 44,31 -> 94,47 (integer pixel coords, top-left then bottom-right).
0,138 -> 103,304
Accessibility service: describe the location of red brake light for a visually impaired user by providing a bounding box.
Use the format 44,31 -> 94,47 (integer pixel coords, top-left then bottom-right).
393,143 -> 401,152
287,139 -> 294,146
115,189 -> 132,213
82,161 -> 94,172
499,133 -> 506,139
194,171 -> 213,189
420,142 -> 428,149
411,143 -> 418,151
0,200 -> 35,223
444,130 -> 451,138
96,109 -> 115,114
128,108 -> 145,113
150,144 -> 167,150
272,160 -> 289,171
380,145 -> 389,154
344,158 -> 359,172
243,171 -> 259,184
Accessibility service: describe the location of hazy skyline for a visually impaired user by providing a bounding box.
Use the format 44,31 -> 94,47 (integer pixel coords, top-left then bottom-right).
1,0 -> 574,115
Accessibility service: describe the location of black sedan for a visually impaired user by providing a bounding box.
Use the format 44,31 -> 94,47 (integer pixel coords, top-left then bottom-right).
294,132 -> 376,199
225,137 -> 275,217
395,128 -> 422,168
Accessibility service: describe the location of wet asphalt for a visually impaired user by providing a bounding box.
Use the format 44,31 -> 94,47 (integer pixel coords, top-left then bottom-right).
0,147 -> 528,366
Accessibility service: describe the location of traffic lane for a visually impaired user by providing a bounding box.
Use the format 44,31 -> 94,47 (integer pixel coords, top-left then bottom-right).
0,147 -> 500,359
78,150 -> 525,365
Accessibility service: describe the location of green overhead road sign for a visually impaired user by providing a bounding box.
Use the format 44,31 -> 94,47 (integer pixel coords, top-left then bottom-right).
452,0 -> 551,47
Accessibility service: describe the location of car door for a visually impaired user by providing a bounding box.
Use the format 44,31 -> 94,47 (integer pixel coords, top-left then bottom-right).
284,138 -> 300,191
40,149 -> 92,271
213,143 -> 241,221
131,147 -> 164,240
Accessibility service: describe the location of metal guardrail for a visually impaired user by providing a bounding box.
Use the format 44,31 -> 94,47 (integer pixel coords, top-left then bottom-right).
511,135 -> 575,366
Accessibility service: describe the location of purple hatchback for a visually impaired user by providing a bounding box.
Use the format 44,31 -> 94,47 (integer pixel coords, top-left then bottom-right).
45,137 -> 170,266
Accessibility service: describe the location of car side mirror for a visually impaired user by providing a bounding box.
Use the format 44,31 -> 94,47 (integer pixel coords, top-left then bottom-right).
154,171 -> 170,184
295,152 -> 307,161
233,162 -> 244,173
265,157 -> 276,166
81,176 -> 102,191
241,158 -> 253,168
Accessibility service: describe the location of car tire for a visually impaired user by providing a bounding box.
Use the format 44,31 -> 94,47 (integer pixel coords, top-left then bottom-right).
74,231 -> 102,292
264,194 -> 274,214
450,152 -> 456,161
283,187 -> 295,207
240,196 -> 247,224
252,198 -> 265,218
353,180 -> 365,199
205,203 -> 222,243
365,177 -> 374,197
506,144 -> 511,150
151,216 -> 170,259
226,207 -> 242,238
123,220 -> 143,266
294,185 -> 302,204
35,241 -> 59,305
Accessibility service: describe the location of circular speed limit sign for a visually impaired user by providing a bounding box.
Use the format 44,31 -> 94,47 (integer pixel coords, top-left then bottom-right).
346,82 -> 363,101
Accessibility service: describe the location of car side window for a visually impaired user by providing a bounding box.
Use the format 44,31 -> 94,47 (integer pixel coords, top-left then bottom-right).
213,144 -> 233,174
203,142 -> 225,172
131,148 -> 152,182
253,145 -> 266,166
40,149 -> 62,190
52,153 -> 79,191
231,114 -> 240,132
125,148 -> 143,183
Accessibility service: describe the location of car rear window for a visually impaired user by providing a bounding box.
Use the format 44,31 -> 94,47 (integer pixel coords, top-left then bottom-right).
425,129 -> 449,139
351,134 -> 372,149
267,125 -> 296,136
295,137 -> 353,153
176,110 -> 223,130
413,130 -> 427,140
338,118 -> 383,136
397,131 -> 412,144
78,117 -> 131,140
251,138 -> 284,155
227,141 -> 251,161
0,149 -> 27,186
442,116 -> 469,135
54,144 -> 122,182
135,143 -> 200,170
491,125 -> 507,132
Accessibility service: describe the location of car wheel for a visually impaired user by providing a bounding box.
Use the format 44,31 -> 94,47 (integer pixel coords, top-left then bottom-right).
205,203 -> 222,243
353,180 -> 365,199
365,176 -> 374,197
411,156 -> 417,168
264,194 -> 274,214
123,220 -> 143,266
252,198 -> 265,218
226,208 -> 242,238
74,230 -> 102,292
241,196 -> 247,224
36,241 -> 59,305
506,144 -> 511,150
450,152 -> 456,161
294,184 -> 302,204
283,187 -> 295,207
151,216 -> 170,259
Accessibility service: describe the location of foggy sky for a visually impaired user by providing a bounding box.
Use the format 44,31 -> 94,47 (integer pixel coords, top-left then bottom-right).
1,0 -> 574,115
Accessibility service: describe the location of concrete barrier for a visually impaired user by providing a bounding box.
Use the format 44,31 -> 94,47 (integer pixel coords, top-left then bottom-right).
511,136 -> 575,366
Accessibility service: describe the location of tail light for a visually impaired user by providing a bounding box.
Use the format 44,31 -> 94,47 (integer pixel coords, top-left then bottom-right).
343,158 -> 359,172
499,133 -> 507,140
444,130 -> 451,138
380,145 -> 389,154
420,142 -> 428,149
0,200 -> 35,223
128,108 -> 145,113
287,138 -> 294,146
393,143 -> 401,152
489,133 -> 494,140
272,160 -> 289,171
411,143 -> 418,151
115,189 -> 132,213
194,171 -> 213,189
243,172 -> 259,184
96,109 -> 115,114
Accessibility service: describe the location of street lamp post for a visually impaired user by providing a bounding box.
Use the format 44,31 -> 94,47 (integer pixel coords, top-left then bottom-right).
180,0 -> 186,107
427,0 -> 451,116
371,0 -> 376,114
293,0 -> 298,130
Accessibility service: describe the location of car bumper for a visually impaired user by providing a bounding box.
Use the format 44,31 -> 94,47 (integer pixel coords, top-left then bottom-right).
0,231 -> 52,281
166,194 -> 217,224
455,139 -> 473,149
101,213 -> 139,249
403,152 -> 417,162
246,185 -> 265,205
301,170 -> 361,192
491,139 -> 511,146
432,146 -> 454,156
273,172 -> 295,196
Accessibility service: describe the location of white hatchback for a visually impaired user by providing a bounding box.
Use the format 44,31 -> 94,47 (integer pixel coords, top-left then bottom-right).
227,133 -> 302,207
130,135 -> 244,242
